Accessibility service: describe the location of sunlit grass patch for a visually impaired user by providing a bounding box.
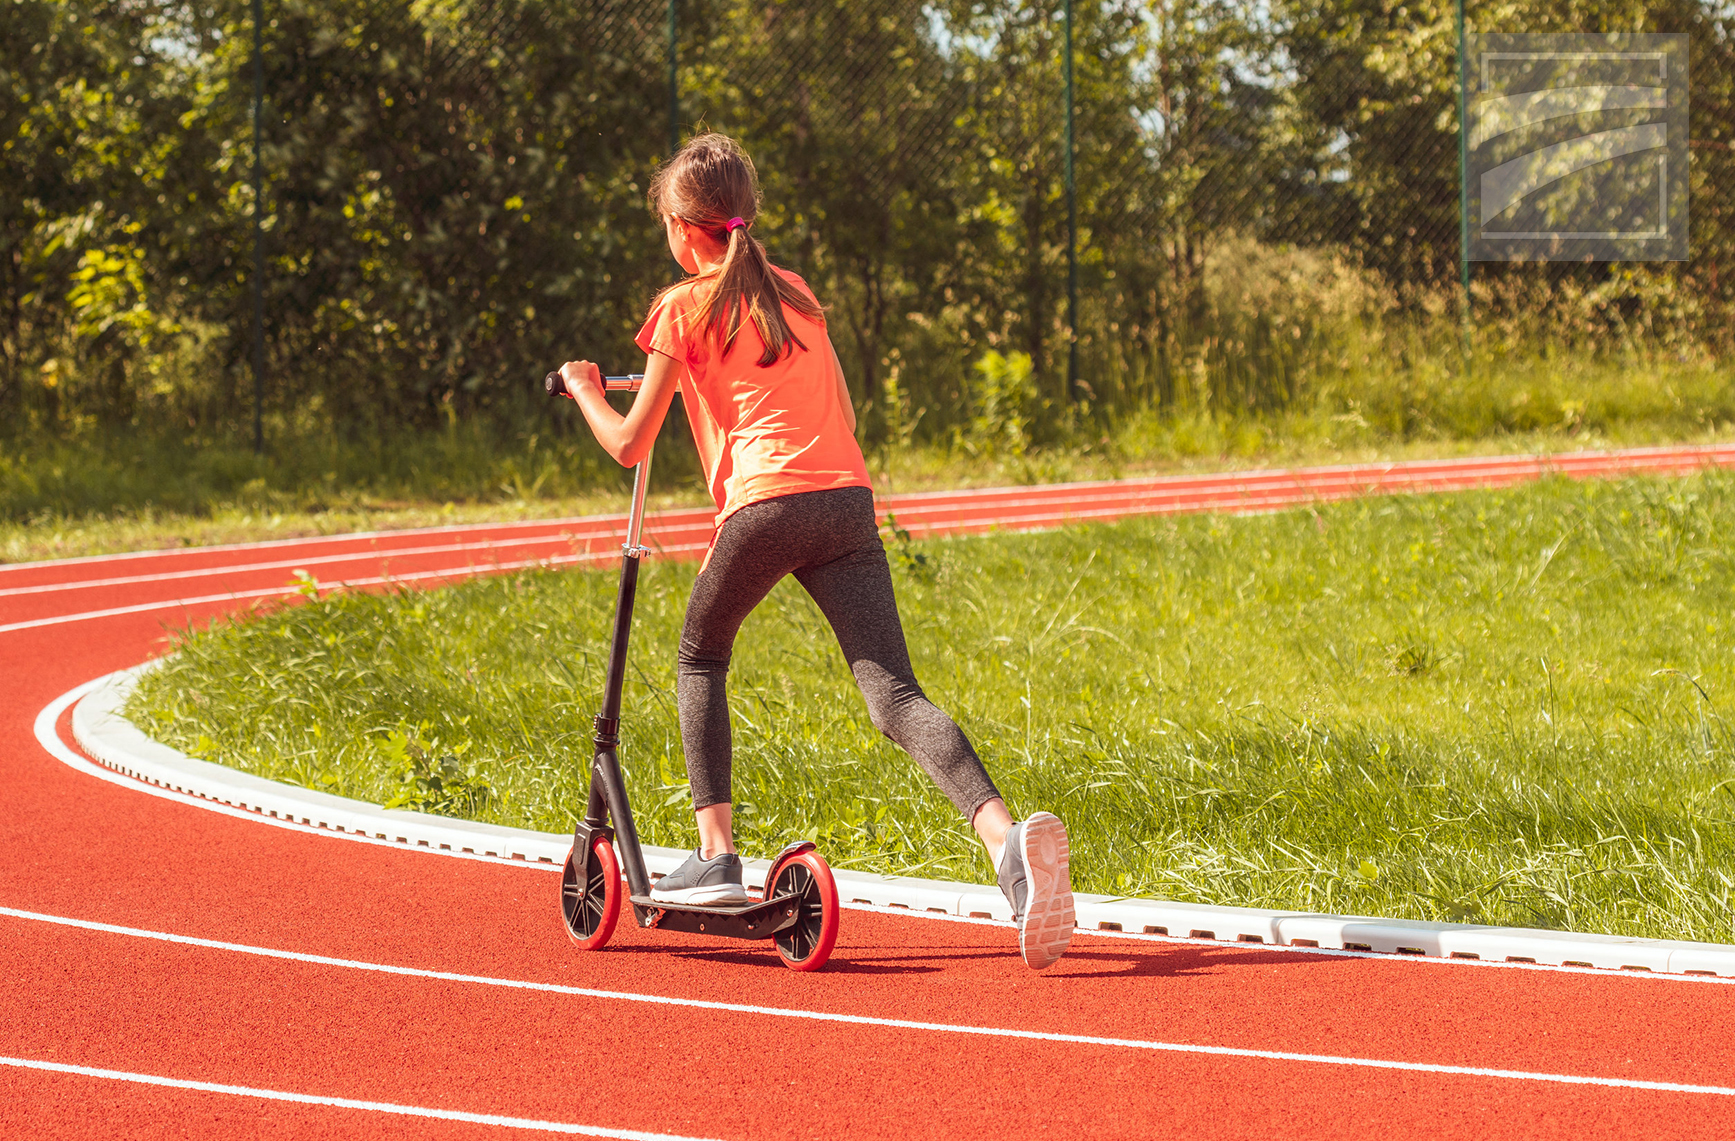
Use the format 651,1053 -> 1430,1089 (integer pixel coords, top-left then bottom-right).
130,471 -> 1735,942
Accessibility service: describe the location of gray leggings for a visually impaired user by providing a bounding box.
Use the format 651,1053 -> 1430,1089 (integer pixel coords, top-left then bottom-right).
677,485 -> 1000,822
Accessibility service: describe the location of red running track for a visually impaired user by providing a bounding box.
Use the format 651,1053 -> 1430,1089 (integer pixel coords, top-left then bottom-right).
5,445 -> 1735,1138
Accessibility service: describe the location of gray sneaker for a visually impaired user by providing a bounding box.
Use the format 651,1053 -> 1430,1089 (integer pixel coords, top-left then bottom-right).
650,848 -> 749,905
997,812 -> 1075,970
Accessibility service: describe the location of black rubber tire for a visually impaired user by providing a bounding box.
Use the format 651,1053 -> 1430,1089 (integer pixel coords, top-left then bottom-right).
771,851 -> 839,971
560,835 -> 622,951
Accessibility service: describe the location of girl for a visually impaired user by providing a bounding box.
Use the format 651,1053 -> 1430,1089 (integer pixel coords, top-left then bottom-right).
558,134 -> 1074,970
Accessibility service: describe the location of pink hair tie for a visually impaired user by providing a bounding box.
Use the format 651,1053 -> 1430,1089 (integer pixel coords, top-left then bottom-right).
726,217 -> 747,231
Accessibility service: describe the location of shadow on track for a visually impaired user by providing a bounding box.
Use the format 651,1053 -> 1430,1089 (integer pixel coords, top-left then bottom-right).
1040,943 -> 1349,980
657,934 -> 1347,979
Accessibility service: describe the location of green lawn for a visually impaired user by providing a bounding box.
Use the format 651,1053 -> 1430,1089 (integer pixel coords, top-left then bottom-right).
129,471 -> 1735,943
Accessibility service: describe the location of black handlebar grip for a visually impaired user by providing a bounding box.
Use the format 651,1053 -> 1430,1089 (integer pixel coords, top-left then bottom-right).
544,370 -> 566,398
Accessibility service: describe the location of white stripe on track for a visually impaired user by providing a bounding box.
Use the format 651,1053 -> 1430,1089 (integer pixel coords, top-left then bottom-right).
855,445 -> 1735,505
0,543 -> 711,634
35,672 -> 1735,987
0,532 -> 617,597
0,1055 -> 721,1139
4,445 -> 1727,577
0,507 -> 714,574
30,676 -> 560,869
3,904 -> 1730,1100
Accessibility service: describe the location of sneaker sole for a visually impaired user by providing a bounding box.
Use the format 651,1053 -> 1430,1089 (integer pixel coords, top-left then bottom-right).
1017,812 -> 1075,970
648,884 -> 749,906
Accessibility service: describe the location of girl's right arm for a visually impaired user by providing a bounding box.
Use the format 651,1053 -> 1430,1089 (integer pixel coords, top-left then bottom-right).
559,351 -> 682,468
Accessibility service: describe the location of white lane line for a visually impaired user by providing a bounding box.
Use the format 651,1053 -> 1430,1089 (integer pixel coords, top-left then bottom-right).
830,900 -> 1735,983
4,905 -> 1730,1099
0,543 -> 711,634
892,488 -> 1466,537
0,507 -> 714,575
891,456 -> 1735,520
0,532 -> 617,597
870,446 -> 1735,504
50,671 -> 1735,985
889,457 -> 1735,535
0,1055 -> 720,1139
6,445 -> 1727,577
32,675 -> 560,869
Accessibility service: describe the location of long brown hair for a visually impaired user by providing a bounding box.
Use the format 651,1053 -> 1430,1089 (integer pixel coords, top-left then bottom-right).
649,134 -> 824,366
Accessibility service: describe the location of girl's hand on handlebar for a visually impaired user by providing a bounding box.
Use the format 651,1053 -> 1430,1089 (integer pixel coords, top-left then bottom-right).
558,360 -> 602,398
564,351 -> 680,468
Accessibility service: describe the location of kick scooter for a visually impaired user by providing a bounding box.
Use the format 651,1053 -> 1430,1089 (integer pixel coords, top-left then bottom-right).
543,369 -> 841,971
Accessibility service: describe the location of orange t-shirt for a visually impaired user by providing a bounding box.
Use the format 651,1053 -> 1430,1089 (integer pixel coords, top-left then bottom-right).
635,267 -> 871,532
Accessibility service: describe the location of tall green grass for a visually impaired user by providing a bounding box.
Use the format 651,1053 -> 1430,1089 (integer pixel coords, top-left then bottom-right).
0,419 -> 693,563
6,351 -> 1735,564
130,471 -> 1735,943
0,422 -> 627,521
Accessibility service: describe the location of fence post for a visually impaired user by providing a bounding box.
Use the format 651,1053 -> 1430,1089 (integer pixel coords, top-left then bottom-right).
667,0 -> 679,155
1456,0 -> 1471,370
251,0 -> 265,455
1064,0 -> 1079,402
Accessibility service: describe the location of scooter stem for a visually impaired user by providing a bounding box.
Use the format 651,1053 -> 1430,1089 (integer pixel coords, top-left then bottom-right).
586,444 -> 657,900
624,447 -> 653,556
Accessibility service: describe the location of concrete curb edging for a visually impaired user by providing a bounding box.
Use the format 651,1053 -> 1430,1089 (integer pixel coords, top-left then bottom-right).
73,665 -> 1735,978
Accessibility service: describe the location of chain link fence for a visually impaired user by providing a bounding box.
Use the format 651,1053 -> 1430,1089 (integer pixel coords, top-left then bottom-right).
5,0 -> 1733,445
647,0 -> 1735,436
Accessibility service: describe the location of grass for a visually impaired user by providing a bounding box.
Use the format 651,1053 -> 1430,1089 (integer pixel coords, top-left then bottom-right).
7,352 -> 1735,563
0,421 -> 653,564
128,469 -> 1735,944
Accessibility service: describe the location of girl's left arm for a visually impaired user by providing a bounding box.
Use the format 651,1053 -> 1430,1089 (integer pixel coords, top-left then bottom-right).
558,351 -> 682,468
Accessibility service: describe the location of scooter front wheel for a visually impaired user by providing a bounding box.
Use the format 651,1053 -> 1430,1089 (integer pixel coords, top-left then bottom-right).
770,851 -> 839,971
560,835 -> 622,951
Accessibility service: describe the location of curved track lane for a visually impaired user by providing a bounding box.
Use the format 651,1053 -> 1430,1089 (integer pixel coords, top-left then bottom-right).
6,446 -> 1735,1138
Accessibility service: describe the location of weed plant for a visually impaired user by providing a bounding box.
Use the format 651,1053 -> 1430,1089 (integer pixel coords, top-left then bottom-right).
131,472 -> 1735,943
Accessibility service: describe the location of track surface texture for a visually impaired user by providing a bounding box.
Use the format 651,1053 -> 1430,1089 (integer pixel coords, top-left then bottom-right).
6,446 -> 1735,1138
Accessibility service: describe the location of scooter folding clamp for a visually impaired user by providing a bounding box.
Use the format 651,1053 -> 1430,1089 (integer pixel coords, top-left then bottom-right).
592,715 -> 620,751
621,543 -> 650,559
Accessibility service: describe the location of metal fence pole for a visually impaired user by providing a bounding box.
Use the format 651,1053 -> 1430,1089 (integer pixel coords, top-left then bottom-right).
1064,0 -> 1079,401
1456,0 -> 1471,369
251,0 -> 265,455
667,0 -> 679,156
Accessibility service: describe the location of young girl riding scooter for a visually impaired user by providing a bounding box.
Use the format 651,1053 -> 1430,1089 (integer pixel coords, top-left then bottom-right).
558,133 -> 1075,970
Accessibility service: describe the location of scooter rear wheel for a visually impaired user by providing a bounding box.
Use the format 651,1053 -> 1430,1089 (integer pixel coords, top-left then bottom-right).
770,851 -> 839,971
560,835 -> 622,951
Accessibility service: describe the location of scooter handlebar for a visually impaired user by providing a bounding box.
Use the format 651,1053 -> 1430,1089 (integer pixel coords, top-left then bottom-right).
544,371 -> 644,397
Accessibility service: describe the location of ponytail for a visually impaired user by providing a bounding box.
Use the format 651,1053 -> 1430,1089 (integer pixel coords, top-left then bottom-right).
697,223 -> 823,366
648,134 -> 825,367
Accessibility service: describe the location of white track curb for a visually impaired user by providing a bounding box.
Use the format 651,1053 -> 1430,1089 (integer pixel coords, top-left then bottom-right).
71,665 -> 1735,978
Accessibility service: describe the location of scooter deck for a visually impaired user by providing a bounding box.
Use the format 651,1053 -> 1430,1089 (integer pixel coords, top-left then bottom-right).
629,892 -> 803,940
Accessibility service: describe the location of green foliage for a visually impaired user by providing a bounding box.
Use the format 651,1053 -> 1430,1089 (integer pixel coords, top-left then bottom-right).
3,0 -> 670,434
130,472 -> 1735,943
881,512 -> 939,581
2,0 -> 224,428
376,719 -> 493,815
957,350 -> 1038,458
5,0 -> 1731,448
